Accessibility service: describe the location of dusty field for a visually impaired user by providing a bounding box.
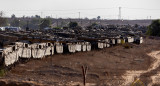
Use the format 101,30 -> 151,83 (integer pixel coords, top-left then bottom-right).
0,37 -> 160,86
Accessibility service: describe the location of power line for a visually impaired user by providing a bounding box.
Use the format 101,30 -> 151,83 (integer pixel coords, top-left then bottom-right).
118,7 -> 121,20
123,7 -> 160,10
0,7 -> 116,12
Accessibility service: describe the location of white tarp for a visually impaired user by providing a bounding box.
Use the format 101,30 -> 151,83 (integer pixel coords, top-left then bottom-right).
117,39 -> 121,44
32,48 -> 37,58
15,51 -> 19,62
15,42 -> 24,48
35,49 -> 45,58
31,44 -> 38,49
4,55 -> 11,66
82,44 -> 87,51
111,39 -> 115,44
140,37 -> 143,44
105,39 -> 109,43
76,43 -> 81,52
3,46 -> 13,55
31,43 -> 48,58
21,48 -> 31,58
107,44 -> 110,47
128,37 -> 134,43
56,44 -> 63,54
44,47 -> 52,56
4,51 -> 18,66
68,44 -> 76,53
98,42 -> 103,49
103,43 -> 107,48
31,44 -> 38,58
51,46 -> 54,55
32,48 -> 45,59
86,44 -> 91,51
17,48 -> 22,57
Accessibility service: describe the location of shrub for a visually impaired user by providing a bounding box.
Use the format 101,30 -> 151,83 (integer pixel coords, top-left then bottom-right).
69,22 -> 78,28
123,43 -> 133,49
0,69 -> 6,77
146,19 -> 160,36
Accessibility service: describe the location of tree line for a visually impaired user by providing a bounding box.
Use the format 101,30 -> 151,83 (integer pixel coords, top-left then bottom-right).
0,13 -> 81,30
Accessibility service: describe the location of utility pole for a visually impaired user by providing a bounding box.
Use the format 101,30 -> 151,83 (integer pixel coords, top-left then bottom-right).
79,12 -> 80,20
56,15 -> 58,27
41,12 -> 43,18
26,20 -> 29,31
57,20 -> 58,27
118,7 -> 121,20
79,12 -> 82,26
81,19 -> 82,26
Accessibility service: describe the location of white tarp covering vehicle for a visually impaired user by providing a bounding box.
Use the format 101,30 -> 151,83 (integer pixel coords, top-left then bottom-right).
117,39 -> 121,44
86,42 -> 91,51
82,43 -> 87,51
107,44 -> 110,47
44,42 -> 54,56
31,43 -> 46,59
3,45 -> 19,66
127,37 -> 134,43
140,37 -> 143,44
105,39 -> 109,43
21,43 -> 31,58
75,42 -> 81,52
111,39 -> 116,44
103,42 -> 107,48
98,42 -> 104,49
68,43 -> 76,53
56,43 -> 63,54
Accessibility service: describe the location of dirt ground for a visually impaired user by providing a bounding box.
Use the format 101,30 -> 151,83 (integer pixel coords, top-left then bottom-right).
1,37 -> 160,86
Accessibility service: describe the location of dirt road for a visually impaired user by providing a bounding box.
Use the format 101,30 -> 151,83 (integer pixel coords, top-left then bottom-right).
122,51 -> 160,86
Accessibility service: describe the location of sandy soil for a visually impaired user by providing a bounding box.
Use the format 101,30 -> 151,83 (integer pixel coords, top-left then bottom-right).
0,37 -> 160,86
122,51 -> 160,86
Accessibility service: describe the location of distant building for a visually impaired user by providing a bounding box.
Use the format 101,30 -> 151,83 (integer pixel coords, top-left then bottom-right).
5,27 -> 22,31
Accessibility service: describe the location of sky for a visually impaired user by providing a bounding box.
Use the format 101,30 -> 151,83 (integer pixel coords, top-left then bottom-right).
0,0 -> 160,19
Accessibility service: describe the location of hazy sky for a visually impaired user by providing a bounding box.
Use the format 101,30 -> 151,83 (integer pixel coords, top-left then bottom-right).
0,0 -> 160,19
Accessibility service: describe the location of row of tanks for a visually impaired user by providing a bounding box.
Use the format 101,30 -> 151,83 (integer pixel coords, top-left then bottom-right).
0,36 -> 143,67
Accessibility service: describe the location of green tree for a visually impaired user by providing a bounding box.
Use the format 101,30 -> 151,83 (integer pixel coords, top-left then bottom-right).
69,22 -> 78,28
35,15 -> 40,18
11,14 -> 16,19
39,18 -> 51,29
97,16 -> 101,20
134,24 -> 139,28
146,19 -> 160,36
91,22 -> 98,26
10,19 -> 21,27
29,18 -> 41,29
